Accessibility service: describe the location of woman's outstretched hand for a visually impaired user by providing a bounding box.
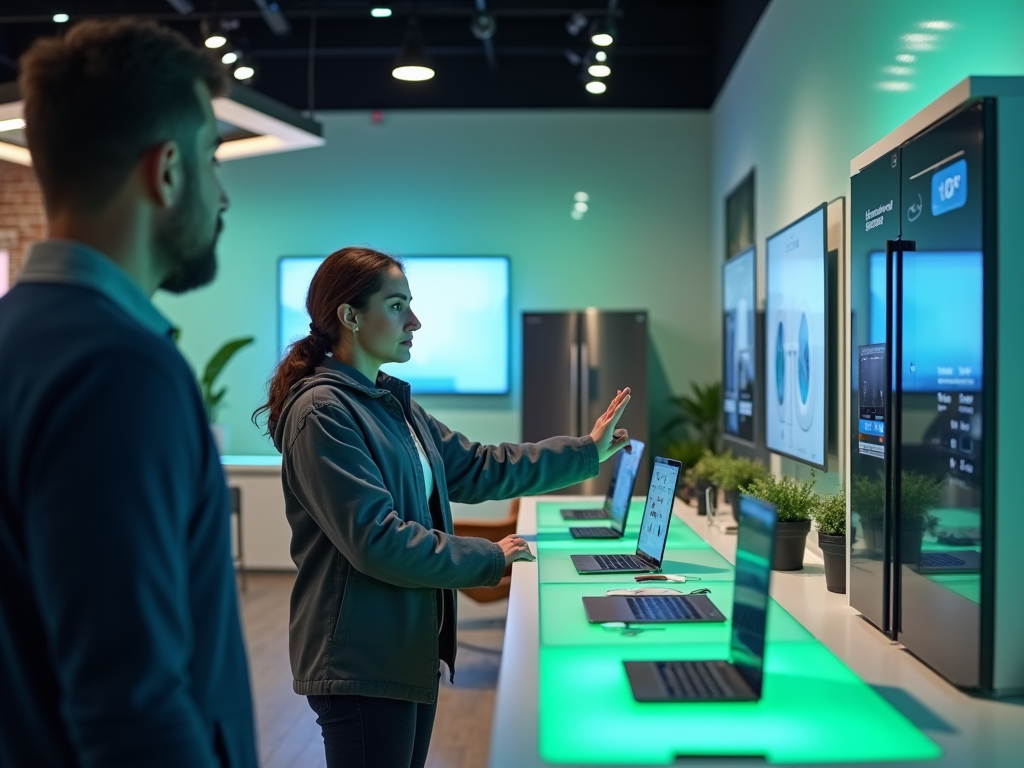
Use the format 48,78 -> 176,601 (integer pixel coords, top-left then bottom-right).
589,387 -> 631,463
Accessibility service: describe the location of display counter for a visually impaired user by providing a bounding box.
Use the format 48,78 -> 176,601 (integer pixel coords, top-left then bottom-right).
489,495 -> 1024,767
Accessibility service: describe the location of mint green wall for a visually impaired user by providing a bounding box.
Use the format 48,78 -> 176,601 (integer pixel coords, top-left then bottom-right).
711,0 -> 1024,488
155,111 -> 712,456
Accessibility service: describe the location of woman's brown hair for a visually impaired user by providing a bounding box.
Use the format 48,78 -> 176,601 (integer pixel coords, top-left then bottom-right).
255,246 -> 403,436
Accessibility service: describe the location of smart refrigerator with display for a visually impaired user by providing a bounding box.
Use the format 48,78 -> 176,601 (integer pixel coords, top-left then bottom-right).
278,255 -> 510,395
764,204 -> 828,469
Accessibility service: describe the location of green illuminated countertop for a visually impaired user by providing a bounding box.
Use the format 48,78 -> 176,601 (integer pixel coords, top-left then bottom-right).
522,498 -> 942,765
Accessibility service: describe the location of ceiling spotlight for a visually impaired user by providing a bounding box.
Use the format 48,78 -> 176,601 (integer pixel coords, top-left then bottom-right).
588,64 -> 610,78
574,201 -> 589,213
471,11 -> 497,41
591,33 -> 613,47
585,80 -> 607,95
205,34 -> 228,49
566,12 -> 588,36
233,63 -> 255,81
896,53 -> 916,63
371,7 -> 392,18
574,191 -> 589,203
393,19 -> 435,81
0,118 -> 26,132
571,209 -> 584,220
595,51 -> 607,62
221,50 -> 240,65
53,13 -> 70,23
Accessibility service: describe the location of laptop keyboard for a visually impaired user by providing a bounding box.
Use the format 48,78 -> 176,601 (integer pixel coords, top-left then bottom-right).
655,661 -> 739,700
571,527 -> 619,538
593,554 -> 646,570
567,509 -> 608,519
627,596 -> 700,621
920,552 -> 966,567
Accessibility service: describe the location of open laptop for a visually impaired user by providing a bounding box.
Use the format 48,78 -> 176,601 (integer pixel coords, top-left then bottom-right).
560,441 -> 644,521
570,456 -> 682,574
569,440 -> 645,539
624,495 -> 778,702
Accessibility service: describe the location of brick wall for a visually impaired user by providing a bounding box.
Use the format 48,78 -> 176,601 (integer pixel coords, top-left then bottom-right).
0,159 -> 46,290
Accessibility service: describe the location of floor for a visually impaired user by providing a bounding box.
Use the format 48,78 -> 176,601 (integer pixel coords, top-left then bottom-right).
238,572 -> 506,768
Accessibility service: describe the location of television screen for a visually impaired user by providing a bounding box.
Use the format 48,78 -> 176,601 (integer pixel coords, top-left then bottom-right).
723,246 -> 757,445
279,256 -> 510,395
765,204 -> 827,469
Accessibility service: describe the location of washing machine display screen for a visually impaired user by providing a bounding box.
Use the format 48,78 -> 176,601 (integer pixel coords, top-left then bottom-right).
765,206 -> 827,468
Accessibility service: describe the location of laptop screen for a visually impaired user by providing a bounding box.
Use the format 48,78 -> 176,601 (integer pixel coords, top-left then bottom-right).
636,457 -> 682,565
731,495 -> 778,697
605,439 -> 646,534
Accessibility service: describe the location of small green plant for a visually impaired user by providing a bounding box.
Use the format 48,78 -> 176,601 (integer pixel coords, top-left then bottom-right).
812,485 -> 847,536
713,453 -> 768,491
662,439 -> 707,472
851,471 -> 885,521
851,469 -> 940,528
684,451 -> 718,488
662,381 -> 723,453
200,337 -> 255,423
740,472 -> 816,523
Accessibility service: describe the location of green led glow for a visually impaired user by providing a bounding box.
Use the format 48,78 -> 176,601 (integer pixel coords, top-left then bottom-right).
534,512 -> 942,764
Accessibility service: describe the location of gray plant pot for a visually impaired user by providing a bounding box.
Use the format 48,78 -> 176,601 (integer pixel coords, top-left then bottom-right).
724,488 -> 740,513
696,481 -> 716,516
772,519 -> 811,571
818,532 -> 847,593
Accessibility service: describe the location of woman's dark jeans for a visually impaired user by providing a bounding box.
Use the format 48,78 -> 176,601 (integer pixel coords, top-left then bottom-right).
307,693 -> 438,768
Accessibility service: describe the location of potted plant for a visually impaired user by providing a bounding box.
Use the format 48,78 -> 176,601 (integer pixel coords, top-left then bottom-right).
713,453 -> 768,512
812,485 -> 847,593
199,337 -> 255,453
897,470 -> 941,565
740,473 -> 816,570
662,381 -> 723,454
683,452 -> 719,516
851,471 -> 885,554
663,439 -> 707,503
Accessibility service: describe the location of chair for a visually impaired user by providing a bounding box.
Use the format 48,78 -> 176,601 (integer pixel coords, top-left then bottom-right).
229,486 -> 248,592
452,498 -> 519,602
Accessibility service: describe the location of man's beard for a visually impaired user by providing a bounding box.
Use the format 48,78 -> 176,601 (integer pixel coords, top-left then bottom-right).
158,174 -> 222,294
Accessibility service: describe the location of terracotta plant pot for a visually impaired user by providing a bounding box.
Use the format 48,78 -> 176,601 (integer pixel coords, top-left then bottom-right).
818,532 -> 847,593
772,519 -> 811,571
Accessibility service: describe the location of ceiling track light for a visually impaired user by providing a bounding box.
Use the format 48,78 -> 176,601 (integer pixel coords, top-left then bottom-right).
233,58 -> 256,81
392,18 -> 435,82
52,13 -> 70,23
585,80 -> 607,95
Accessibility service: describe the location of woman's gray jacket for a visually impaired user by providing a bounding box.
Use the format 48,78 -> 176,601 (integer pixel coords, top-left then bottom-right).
272,357 -> 599,704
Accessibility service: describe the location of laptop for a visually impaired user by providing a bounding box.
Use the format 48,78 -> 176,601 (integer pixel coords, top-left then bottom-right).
569,440 -> 646,539
624,495 -> 778,702
582,590 -> 725,624
570,456 -> 682,574
561,442 -> 647,528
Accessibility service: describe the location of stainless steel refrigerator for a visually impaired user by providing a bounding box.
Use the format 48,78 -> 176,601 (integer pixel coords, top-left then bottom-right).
522,311 -> 649,495
849,77 -> 1024,695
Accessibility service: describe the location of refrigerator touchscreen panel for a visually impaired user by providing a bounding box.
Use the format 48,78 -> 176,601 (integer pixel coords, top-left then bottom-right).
765,205 -> 828,469
723,247 -> 757,445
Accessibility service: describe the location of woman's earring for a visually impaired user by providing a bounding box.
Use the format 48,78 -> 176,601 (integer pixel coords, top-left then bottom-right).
353,327 -> 359,332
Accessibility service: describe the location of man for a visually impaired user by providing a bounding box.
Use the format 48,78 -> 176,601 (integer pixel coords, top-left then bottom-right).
0,20 -> 257,767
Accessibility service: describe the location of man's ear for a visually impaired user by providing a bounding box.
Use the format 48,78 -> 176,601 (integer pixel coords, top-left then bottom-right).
143,140 -> 183,209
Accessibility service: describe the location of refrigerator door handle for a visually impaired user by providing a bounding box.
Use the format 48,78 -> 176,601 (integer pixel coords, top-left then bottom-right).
569,342 -> 579,436
580,342 -> 590,433
884,239 -> 897,638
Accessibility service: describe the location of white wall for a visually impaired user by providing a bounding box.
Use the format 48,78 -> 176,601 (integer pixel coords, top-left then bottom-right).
710,0 -> 1024,487
156,110 -> 713,458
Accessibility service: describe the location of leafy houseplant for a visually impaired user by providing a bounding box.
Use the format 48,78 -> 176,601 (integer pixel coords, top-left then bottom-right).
741,473 -> 816,570
200,337 -> 255,453
684,452 -> 719,516
812,486 -> 847,593
712,453 -> 768,512
851,469 -> 940,561
663,381 -> 723,454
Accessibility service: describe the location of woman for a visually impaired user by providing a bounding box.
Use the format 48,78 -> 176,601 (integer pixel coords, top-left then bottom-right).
257,247 -> 631,768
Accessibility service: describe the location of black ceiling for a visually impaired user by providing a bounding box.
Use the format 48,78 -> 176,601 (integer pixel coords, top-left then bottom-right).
0,1 -> 768,110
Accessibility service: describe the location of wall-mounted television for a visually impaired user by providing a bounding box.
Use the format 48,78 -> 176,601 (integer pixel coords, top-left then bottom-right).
722,246 -> 757,446
278,255 -> 510,395
765,204 -> 828,469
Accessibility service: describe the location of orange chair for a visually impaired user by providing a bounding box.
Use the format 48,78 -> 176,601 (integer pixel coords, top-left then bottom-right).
452,498 -> 520,602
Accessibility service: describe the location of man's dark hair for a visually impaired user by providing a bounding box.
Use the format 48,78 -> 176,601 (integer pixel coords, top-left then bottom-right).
19,19 -> 229,213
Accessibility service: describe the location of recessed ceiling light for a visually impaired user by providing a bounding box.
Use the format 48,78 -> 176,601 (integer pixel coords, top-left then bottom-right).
233,65 -> 255,81
571,209 -> 584,220
920,20 -> 953,30
878,80 -> 913,92
591,32 -> 613,47
585,81 -> 607,94
205,34 -> 228,49
393,65 -> 435,82
588,64 -> 611,78
595,51 -> 607,62
222,51 -> 239,65
896,53 -> 916,63
53,13 -> 69,23
574,191 -> 589,203
884,65 -> 913,76
371,8 -> 392,18
574,201 -> 589,213
0,118 -> 26,132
